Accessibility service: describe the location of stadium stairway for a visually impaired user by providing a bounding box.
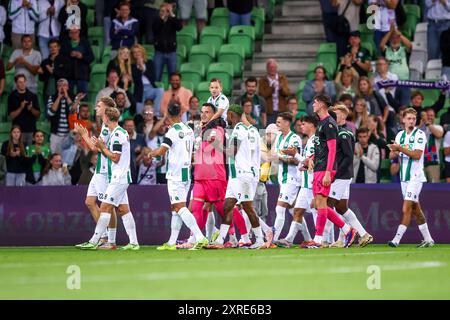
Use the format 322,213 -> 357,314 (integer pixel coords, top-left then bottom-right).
242,0 -> 325,95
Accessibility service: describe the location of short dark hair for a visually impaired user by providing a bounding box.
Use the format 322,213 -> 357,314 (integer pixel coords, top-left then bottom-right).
189,95 -> 199,104
48,39 -> 60,47
169,72 -> 181,80
118,1 -> 131,9
423,107 -> 435,115
79,104 -> 90,110
202,102 -> 216,113
168,103 -> 181,116
300,115 -> 318,127
356,127 -> 370,136
277,112 -> 293,123
339,93 -> 353,102
411,91 -> 424,100
314,94 -> 331,108
123,117 -> 135,124
241,98 -> 253,107
108,68 -> 119,77
21,34 -> 32,42
245,76 -> 258,85
14,73 -> 26,83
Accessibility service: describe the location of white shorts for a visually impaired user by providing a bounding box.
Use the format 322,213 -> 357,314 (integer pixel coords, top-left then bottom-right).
102,183 -> 129,207
329,179 -> 352,201
168,180 -> 191,204
294,187 -> 314,211
278,183 -> 300,206
86,173 -> 108,201
401,181 -> 423,203
225,175 -> 255,204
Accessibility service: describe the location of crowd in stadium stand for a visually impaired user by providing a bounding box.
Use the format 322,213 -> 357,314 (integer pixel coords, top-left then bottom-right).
0,0 -> 449,188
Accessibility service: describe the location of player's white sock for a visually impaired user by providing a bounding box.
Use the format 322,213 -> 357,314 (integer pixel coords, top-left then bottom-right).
258,217 -> 271,235
241,233 -> 251,243
343,209 -> 367,237
285,221 -> 300,243
338,230 -> 345,242
178,207 -> 205,241
288,208 -> 294,216
241,209 -> 252,234
323,219 -> 334,243
392,224 -> 407,244
311,208 -> 318,226
274,206 -> 286,241
90,212 -> 111,244
252,226 -> 264,244
299,219 -> 312,242
229,233 -> 238,243
341,223 -> 351,235
101,230 -> 108,239
108,228 -> 116,244
205,211 -> 216,241
418,223 -> 433,242
218,224 -> 230,244
122,212 -> 138,245
313,235 -> 323,243
169,212 -> 183,245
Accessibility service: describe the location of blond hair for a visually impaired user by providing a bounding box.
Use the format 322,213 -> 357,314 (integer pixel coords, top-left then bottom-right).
99,96 -> 117,109
131,44 -> 148,63
352,98 -> 369,128
331,104 -> 350,116
104,107 -> 121,122
116,46 -> 132,78
403,107 -> 418,118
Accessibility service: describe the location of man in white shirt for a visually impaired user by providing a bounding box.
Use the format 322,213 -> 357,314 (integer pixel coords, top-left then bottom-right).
38,0 -> 64,59
8,0 -> 39,49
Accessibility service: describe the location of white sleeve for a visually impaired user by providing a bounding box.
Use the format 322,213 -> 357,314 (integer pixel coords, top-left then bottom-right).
395,132 -> 402,145
444,132 -> 450,148
111,132 -> 125,154
414,131 -> 427,152
162,127 -> 177,148
218,95 -> 229,111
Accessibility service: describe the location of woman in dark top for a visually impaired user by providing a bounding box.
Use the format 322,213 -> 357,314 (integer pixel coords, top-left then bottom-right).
107,46 -> 133,92
0,126 -> 31,186
367,114 -> 388,159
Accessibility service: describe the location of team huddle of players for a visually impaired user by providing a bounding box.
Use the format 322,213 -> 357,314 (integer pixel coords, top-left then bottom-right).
74,79 -> 435,250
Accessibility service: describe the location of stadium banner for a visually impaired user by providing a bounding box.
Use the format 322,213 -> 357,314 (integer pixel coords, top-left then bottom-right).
0,184 -> 449,246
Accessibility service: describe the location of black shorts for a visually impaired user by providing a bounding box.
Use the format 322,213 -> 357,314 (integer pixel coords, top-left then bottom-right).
445,162 -> 450,179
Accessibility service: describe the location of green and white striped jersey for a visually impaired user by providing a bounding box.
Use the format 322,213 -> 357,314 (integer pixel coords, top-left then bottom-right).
395,128 -> 427,182
301,134 -> 315,189
275,131 -> 302,186
96,124 -> 111,175
162,122 -> 193,182
228,122 -> 255,178
248,125 -> 261,181
107,126 -> 132,184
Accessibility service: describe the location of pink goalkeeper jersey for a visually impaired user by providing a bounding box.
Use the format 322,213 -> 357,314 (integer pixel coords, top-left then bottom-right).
194,126 -> 226,181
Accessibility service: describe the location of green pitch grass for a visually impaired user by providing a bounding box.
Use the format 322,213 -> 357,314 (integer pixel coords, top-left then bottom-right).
1,245 -> 449,299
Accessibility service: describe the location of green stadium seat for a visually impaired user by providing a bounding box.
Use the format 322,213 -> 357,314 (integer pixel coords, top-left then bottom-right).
380,159 -> 392,183
404,4 -> 420,19
188,44 -> 216,72
306,62 -> 335,80
87,8 -> 95,27
251,7 -> 265,40
176,45 -> 187,70
210,7 -> 230,33
218,44 -> 245,78
87,27 -> 104,49
181,81 -> 194,93
0,95 -> 7,121
143,44 -> 155,58
317,52 -> 337,76
196,81 -> 211,104
176,26 -> 198,54
266,0 -> 276,22
180,63 -> 205,89
296,79 -> 307,101
102,46 -> 112,63
361,41 -> 375,59
228,26 -> 255,59
207,62 -> 234,96
199,26 -> 226,54
358,24 -> 374,44
0,133 -> 9,143
1,44 -> 13,61
91,45 -> 102,62
317,42 -> 337,55
37,121 -> 51,136
89,64 -> 107,92
82,0 -> 95,9
0,122 -> 11,133
5,68 -> 15,94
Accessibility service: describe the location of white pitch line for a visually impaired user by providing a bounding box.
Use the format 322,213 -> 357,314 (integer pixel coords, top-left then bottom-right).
0,261 -> 445,286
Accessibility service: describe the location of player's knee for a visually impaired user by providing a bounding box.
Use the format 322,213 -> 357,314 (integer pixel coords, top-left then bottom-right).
85,197 -> 96,209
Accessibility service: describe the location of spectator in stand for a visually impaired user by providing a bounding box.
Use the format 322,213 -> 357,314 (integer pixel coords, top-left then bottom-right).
153,3 -> 182,82
443,129 -> 450,182
228,0 -> 253,27
334,57 -> 359,98
102,0 -> 120,47
62,130 -> 90,184
60,26 -> 94,97
369,0 -> 398,56
116,91 -> 134,124
286,96 -> 306,127
344,31 -> 372,77
110,1 -> 139,58
357,76 -> 388,123
353,127 -> 380,183
1,125 -> 31,186
142,0 -> 168,44
420,108 -> 445,182
258,59 -> 290,124
47,79 -> 84,153
68,103 -> 92,132
160,72 -> 193,118
235,76 -> 267,128
40,39 -> 71,104
179,0 -> 207,32
7,35 -> 42,94
0,4 -> 5,52
182,95 -> 201,123
123,118 -> 146,183
337,93 -> 357,133
58,0 -> 88,41
441,26 -> 450,80
107,46 -> 133,92
0,154 -> 6,185
8,0 -> 39,49
135,101 -> 154,134
26,130 -> 50,184
41,153 -> 72,186
371,56 -> 398,112
241,98 -> 259,128
386,90 -> 447,126
77,152 -> 96,185
136,147 -> 159,185
380,24 -> 412,107
368,114 -> 388,159
8,74 -> 40,145
0,57 -> 4,100
131,44 -> 164,115
426,0 -> 450,60
352,97 -> 369,129
319,0 -> 339,44
38,0 -> 64,59
96,69 -> 132,108
331,0 -> 363,59
146,117 -> 168,184
302,66 -> 336,115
